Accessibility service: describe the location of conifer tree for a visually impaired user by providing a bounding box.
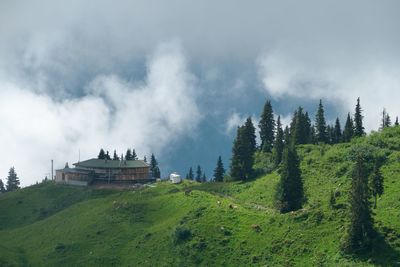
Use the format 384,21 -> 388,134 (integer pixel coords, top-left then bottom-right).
343,113 -> 354,142
369,161 -> 384,209
283,126 -> 290,145
150,154 -> 160,178
259,100 -> 275,152
0,179 -> 5,193
144,155 -> 147,163
275,145 -> 304,213
395,116 -> 399,126
354,97 -> 365,137
291,107 -> 310,145
380,108 -> 392,129
125,149 -> 132,160
132,149 -> 138,160
105,151 -> 111,160
273,116 -> 284,166
309,124 -> 316,144
113,150 -> 119,160
342,146 -> 375,253
213,156 -> 225,182
98,149 -> 106,159
244,117 -> 257,154
195,165 -> 202,182
187,167 -> 194,180
332,118 -> 342,144
202,173 -> 207,183
315,99 -> 327,143
6,167 -> 20,192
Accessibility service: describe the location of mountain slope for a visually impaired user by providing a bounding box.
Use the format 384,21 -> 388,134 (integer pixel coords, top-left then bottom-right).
1,127 -> 400,266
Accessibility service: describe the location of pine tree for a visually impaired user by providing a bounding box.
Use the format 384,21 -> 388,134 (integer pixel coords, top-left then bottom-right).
6,167 -> 20,192
105,151 -> 111,160
132,149 -> 138,160
144,155 -> 147,163
0,179 -> 5,193
275,145 -> 304,213
272,116 -> 284,166
380,108 -> 391,129
354,97 -> 365,137
125,149 -> 132,160
150,154 -> 160,178
202,173 -> 207,183
332,118 -> 342,144
369,161 -> 384,209
291,107 -> 310,145
98,149 -> 106,159
187,167 -> 194,180
315,99 -> 327,143
244,117 -> 257,154
395,116 -> 399,126
259,100 -> 275,152
343,113 -> 354,142
213,156 -> 225,182
342,147 -> 374,253
195,165 -> 202,182
283,126 -> 290,145
113,150 -> 119,160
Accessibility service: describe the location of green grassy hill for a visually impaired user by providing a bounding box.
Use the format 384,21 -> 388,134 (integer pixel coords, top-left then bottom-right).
1,127 -> 400,266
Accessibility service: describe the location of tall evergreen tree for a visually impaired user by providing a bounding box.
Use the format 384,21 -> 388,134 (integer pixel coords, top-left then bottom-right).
0,179 -> 5,193
244,117 -> 257,154
259,100 -> 275,152
315,99 -> 327,143
291,107 -> 310,145
395,116 -> 399,126
113,150 -> 119,160
342,147 -> 374,253
6,167 -> 20,192
369,161 -> 384,209
332,117 -> 342,144
343,113 -> 354,142
213,156 -> 225,182
354,97 -> 365,137
131,149 -> 138,160
187,167 -> 194,180
195,165 -> 202,182
275,145 -> 304,213
125,149 -> 132,160
105,151 -> 111,160
272,116 -> 284,166
283,126 -> 290,145
98,149 -> 106,159
150,154 -> 160,178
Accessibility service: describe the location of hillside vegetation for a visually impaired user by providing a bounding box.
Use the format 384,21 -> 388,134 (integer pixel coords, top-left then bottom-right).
1,127 -> 400,266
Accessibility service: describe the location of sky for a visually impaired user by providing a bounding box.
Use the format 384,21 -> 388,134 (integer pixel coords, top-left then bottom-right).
1,0 -> 400,186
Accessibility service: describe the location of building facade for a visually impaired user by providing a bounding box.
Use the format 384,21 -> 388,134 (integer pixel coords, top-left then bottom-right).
55,158 -> 152,186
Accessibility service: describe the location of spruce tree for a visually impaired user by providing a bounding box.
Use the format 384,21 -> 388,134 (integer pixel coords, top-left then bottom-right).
275,145 -> 304,213
354,98 -> 365,137
187,167 -> 194,180
125,149 -> 132,160
315,99 -> 327,143
105,151 -> 111,160
244,117 -> 257,154
144,155 -> 147,163
369,161 -> 384,209
342,146 -> 375,253
132,149 -> 138,160
98,149 -> 106,159
150,154 -> 160,178
395,116 -> 399,126
283,126 -> 290,145
273,116 -> 284,166
0,179 -> 5,193
195,165 -> 202,182
259,100 -> 275,152
113,150 -> 119,160
332,117 -> 342,144
6,167 -> 20,192
291,107 -> 310,145
343,113 -> 354,142
213,156 -> 225,182
380,108 -> 391,129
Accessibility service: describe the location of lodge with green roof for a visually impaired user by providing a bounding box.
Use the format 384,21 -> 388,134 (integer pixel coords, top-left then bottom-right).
55,158 -> 153,186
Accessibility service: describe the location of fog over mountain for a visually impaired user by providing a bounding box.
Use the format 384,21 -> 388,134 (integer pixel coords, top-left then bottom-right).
1,0 -> 399,185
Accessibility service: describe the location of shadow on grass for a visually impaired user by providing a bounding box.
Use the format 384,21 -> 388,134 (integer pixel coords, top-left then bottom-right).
351,230 -> 400,266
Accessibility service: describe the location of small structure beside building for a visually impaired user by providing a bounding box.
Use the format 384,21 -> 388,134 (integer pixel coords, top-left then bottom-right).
169,172 -> 182,184
55,158 -> 153,186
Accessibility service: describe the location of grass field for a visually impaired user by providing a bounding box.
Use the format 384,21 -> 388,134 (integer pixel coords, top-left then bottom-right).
1,127 -> 400,266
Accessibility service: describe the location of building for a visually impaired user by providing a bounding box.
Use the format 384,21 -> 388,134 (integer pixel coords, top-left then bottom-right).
55,158 -> 153,186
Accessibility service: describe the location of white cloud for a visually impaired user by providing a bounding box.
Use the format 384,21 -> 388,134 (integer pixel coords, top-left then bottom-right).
258,50 -> 400,131
0,42 -> 200,186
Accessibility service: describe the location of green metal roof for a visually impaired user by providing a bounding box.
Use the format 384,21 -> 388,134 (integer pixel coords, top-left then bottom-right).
73,158 -> 149,169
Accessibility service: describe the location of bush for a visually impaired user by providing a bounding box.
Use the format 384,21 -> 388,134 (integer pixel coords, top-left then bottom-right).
174,227 -> 192,243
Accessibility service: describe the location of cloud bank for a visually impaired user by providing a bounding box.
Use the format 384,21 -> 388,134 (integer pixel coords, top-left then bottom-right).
0,42 -> 200,186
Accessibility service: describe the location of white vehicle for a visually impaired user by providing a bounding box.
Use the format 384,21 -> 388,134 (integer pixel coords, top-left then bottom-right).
169,172 -> 182,184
